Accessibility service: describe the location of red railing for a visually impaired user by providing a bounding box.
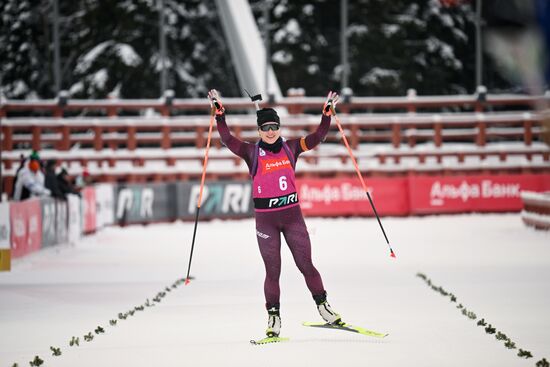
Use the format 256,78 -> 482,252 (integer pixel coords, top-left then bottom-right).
1,93 -> 548,117
2,93 -> 549,197
1,112 -> 546,151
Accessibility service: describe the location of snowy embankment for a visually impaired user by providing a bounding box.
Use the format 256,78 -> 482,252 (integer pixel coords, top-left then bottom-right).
521,191 -> 550,230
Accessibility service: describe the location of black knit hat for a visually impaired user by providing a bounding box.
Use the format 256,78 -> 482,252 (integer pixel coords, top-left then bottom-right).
256,108 -> 280,126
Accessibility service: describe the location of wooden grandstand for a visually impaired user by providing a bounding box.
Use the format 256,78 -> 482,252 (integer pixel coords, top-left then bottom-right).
1,92 -> 549,196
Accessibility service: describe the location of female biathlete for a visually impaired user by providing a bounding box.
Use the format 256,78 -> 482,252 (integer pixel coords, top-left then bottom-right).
208,89 -> 342,338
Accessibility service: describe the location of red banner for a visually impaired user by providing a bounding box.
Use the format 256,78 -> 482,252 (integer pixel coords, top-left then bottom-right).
297,177 -> 409,217
10,199 -> 42,258
296,174 -> 550,217
82,187 -> 97,233
409,174 -> 550,214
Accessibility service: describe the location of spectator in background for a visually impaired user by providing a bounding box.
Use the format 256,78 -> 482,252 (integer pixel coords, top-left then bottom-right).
75,168 -> 92,190
57,168 -> 81,198
13,151 -> 51,201
44,159 -> 65,200
10,153 -> 26,198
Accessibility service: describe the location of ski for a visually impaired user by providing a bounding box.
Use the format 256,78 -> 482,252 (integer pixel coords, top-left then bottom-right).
250,336 -> 290,345
302,321 -> 388,338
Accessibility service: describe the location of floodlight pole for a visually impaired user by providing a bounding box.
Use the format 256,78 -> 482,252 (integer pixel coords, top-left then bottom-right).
159,0 -> 167,95
341,0 -> 349,91
53,0 -> 61,94
475,0 -> 483,89
263,1 -> 271,98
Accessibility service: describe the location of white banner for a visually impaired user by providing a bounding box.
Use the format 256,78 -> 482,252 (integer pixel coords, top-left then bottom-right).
0,202 -> 10,249
67,194 -> 82,245
95,183 -> 115,228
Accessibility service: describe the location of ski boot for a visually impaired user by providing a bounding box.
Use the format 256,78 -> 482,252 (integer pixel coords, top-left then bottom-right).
266,305 -> 281,337
313,291 -> 342,325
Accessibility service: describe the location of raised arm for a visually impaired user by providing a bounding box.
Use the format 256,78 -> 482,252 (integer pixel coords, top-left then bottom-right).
215,113 -> 252,159
208,89 -> 254,162
301,114 -> 332,152
289,91 -> 339,156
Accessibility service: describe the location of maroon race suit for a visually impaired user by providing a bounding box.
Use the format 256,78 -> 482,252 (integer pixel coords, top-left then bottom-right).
216,113 -> 332,308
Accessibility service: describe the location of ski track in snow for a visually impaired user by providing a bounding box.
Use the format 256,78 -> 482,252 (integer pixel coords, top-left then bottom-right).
1,213 -> 549,367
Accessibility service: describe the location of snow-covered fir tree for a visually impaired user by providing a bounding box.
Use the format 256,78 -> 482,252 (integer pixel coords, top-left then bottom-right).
67,0 -> 240,99
1,0 -> 239,100
1,0 -> 54,98
250,0 -> 512,96
1,0 -> 512,99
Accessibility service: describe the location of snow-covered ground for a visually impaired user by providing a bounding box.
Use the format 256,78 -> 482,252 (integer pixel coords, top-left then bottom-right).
1,213 -> 549,367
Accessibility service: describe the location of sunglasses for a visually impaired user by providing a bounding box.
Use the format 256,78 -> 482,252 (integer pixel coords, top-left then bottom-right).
259,124 -> 280,132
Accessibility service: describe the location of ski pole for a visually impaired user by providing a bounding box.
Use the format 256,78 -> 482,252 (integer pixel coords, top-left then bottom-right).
185,107 -> 216,285
332,112 -> 396,258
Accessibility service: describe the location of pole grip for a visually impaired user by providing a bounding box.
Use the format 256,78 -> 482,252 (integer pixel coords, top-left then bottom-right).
324,101 -> 332,114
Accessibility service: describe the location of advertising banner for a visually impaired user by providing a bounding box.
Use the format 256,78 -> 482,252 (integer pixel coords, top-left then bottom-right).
56,200 -> 68,244
0,202 -> 10,250
67,194 -> 82,244
297,177 -> 410,217
82,187 -> 97,233
10,199 -> 42,259
41,197 -> 58,247
176,180 -> 254,220
409,174 -> 550,214
95,183 -> 115,228
0,202 -> 10,271
115,183 -> 178,224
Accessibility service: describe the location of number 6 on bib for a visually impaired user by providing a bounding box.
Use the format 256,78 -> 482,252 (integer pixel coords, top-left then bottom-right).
279,176 -> 287,191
